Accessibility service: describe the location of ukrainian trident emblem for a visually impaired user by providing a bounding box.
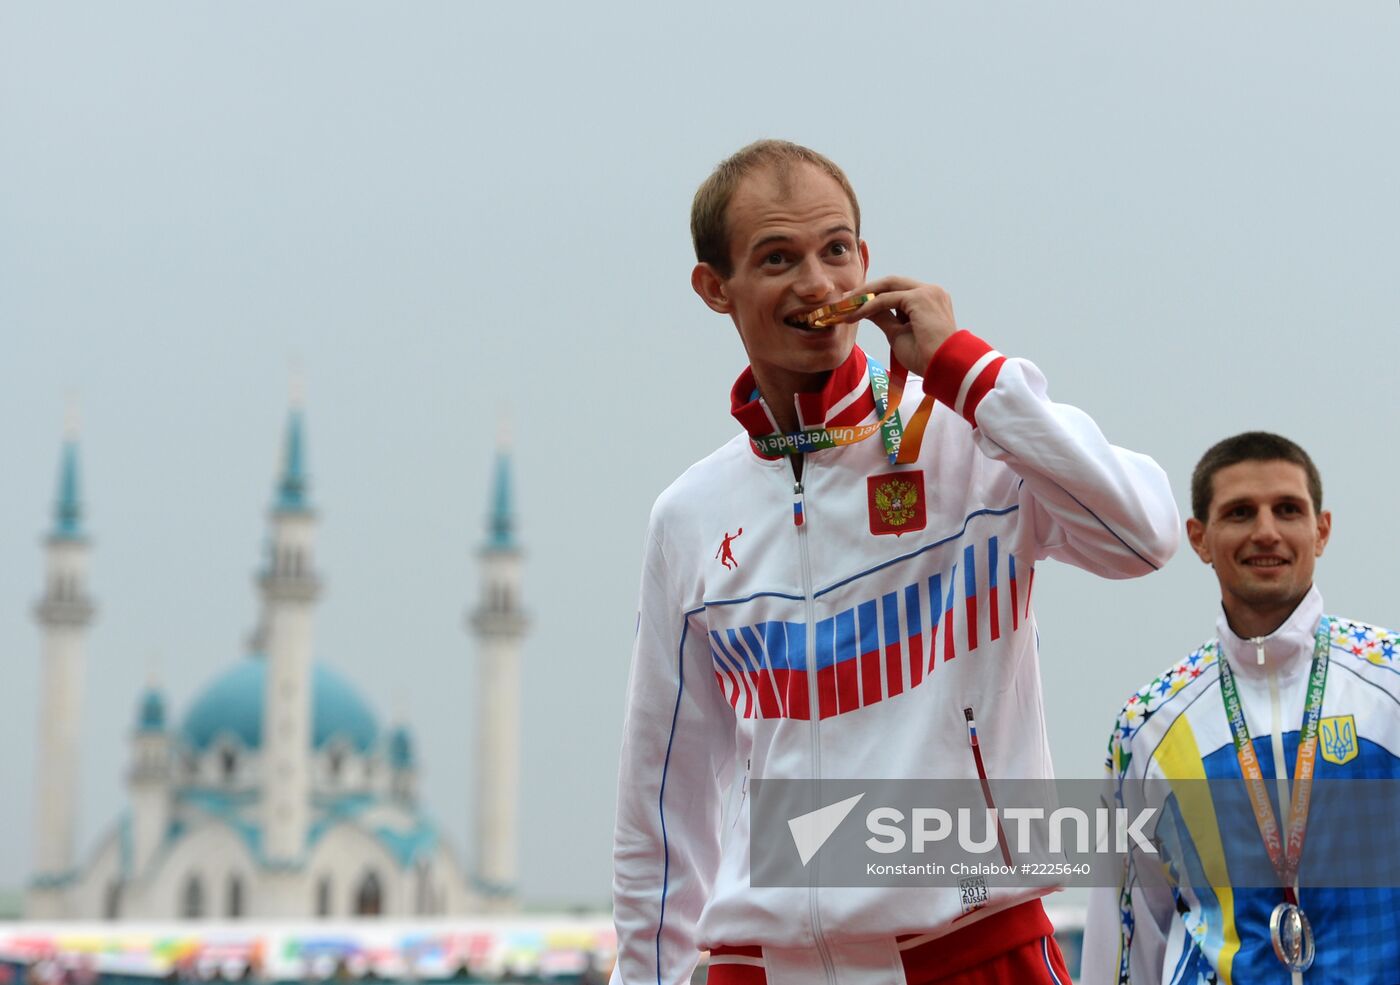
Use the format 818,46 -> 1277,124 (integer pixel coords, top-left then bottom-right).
1320,714 -> 1357,765
866,471 -> 927,536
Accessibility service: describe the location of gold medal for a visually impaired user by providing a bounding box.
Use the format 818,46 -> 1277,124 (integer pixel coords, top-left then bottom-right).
805,293 -> 875,328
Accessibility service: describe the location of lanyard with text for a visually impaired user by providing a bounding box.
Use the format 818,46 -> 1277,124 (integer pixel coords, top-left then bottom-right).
749,357 -> 936,465
1216,618 -> 1332,904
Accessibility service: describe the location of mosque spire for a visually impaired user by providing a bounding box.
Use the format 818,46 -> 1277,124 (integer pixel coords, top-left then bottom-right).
274,374 -> 311,514
136,660 -> 166,734
468,419 -> 526,906
486,417 -> 516,553
52,402 -> 85,541
29,405 -> 96,915
127,662 -> 170,889
257,369 -> 322,884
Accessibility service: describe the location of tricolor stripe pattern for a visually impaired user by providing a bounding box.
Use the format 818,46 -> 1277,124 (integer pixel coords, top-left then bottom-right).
709,539 -> 1034,720
1042,936 -> 1066,985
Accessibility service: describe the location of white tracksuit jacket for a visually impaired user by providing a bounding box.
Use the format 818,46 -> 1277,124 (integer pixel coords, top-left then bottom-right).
611,331 -> 1181,985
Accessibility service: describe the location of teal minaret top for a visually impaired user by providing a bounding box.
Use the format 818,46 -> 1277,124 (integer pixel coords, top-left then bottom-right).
274,408 -> 311,514
136,686 -> 166,734
486,450 -> 516,552
388,725 -> 415,770
51,439 -> 85,542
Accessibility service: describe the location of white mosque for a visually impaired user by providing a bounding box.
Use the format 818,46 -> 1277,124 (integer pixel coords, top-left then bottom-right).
24,404 -> 527,921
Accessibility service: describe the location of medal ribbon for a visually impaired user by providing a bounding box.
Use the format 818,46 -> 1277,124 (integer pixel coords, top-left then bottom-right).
748,355 -> 937,465
1216,618 -> 1332,904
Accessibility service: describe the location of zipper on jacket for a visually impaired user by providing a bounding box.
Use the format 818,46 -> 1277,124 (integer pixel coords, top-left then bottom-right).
964,706 -> 1014,867
794,470 -> 837,985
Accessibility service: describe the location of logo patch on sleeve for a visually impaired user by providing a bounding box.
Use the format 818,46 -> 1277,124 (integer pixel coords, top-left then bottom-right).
867,471 -> 926,537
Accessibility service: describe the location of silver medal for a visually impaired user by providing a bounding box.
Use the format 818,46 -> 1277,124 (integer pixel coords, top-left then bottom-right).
1270,901 -> 1315,972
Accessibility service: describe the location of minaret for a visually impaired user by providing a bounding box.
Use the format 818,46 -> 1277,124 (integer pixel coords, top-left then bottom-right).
467,435 -> 527,905
127,680 -> 171,882
28,415 -> 97,918
387,724 -> 417,806
258,397 -> 322,883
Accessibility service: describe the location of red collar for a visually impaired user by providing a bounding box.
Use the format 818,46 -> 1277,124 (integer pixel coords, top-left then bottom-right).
729,346 -> 879,454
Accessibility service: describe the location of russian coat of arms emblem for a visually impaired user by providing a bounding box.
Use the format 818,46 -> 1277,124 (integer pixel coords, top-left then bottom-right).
866,471 -> 927,536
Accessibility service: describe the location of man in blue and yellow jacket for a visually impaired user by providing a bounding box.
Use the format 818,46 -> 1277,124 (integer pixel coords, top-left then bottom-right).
1082,431 -> 1400,984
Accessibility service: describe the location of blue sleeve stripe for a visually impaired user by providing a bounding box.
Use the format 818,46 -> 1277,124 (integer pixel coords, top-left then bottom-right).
654,618 -> 691,985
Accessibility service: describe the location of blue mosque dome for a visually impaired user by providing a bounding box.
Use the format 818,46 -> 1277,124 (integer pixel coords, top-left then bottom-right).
180,657 -> 380,753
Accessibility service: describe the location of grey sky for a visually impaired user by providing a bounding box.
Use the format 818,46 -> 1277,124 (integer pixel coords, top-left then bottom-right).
2,2 -> 1397,907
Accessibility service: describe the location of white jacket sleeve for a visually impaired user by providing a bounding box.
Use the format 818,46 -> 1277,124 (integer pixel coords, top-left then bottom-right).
611,521 -> 737,985
921,330 -> 1180,577
1080,723 -> 1174,985
1080,879 -> 1130,985
1083,879 -> 1173,985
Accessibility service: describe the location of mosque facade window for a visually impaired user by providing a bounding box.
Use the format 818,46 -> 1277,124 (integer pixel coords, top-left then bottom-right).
227,875 -> 244,918
415,861 -> 430,915
354,871 -> 382,916
181,874 -> 205,919
103,880 -> 121,920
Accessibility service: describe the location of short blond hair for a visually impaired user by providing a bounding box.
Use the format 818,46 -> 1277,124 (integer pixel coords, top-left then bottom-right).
691,139 -> 861,278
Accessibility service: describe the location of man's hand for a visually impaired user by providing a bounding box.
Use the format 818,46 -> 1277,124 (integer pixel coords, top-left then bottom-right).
852,276 -> 958,372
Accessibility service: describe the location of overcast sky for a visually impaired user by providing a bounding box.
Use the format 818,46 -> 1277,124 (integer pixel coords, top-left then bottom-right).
3,2 -> 1398,908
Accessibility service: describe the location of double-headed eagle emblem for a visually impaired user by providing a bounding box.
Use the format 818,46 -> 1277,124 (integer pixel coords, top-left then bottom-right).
873,478 -> 919,527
